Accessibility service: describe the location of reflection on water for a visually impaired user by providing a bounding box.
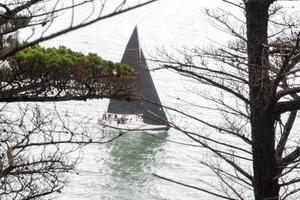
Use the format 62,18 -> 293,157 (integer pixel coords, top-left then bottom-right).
103,131 -> 168,200
60,128 -> 213,200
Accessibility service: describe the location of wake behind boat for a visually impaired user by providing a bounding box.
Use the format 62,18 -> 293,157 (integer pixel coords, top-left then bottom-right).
99,26 -> 170,132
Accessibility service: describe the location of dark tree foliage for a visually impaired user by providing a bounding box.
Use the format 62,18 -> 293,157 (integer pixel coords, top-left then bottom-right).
0,45 -> 138,102
0,0 -> 159,102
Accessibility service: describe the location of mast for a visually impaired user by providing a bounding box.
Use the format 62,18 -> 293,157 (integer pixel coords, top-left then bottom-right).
107,26 -> 168,125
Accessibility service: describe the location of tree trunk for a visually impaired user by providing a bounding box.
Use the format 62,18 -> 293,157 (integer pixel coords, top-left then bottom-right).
246,1 -> 280,200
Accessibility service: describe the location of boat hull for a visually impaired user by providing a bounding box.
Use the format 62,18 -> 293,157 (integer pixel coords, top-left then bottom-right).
99,122 -> 170,133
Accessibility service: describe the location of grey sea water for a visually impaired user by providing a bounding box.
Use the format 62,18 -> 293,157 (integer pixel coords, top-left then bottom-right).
17,0 -> 298,199
39,1 -> 233,199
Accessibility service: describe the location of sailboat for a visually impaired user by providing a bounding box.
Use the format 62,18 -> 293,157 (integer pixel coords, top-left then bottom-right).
99,26 -> 170,132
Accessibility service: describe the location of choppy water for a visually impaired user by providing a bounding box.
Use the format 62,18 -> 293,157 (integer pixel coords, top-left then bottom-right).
16,0 -> 250,199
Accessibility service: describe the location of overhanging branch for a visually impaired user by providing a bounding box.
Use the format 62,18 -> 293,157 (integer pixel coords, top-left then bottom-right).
275,99 -> 300,114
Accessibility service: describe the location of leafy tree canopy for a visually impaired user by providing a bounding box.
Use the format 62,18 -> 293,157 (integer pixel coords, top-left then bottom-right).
4,45 -> 133,79
0,45 -> 137,102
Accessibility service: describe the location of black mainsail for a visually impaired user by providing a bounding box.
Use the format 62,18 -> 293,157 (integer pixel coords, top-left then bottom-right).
107,26 -> 168,126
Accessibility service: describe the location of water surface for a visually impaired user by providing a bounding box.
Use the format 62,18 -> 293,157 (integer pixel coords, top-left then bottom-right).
38,0 -> 235,199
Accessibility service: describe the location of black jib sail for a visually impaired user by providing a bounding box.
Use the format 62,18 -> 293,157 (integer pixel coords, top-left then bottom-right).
107,26 -> 168,126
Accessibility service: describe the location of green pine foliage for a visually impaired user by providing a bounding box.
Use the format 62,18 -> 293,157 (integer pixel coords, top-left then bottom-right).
4,45 -> 133,81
